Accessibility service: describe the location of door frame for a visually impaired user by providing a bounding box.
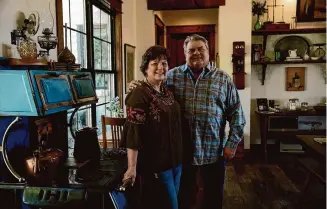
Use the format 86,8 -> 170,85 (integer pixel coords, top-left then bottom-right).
166,24 -> 216,61
155,14 -> 165,46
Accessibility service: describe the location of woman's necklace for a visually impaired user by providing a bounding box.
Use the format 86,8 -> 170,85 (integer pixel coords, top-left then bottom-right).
145,78 -> 162,93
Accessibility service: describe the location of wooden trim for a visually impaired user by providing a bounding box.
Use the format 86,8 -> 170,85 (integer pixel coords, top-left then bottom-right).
147,0 -> 225,11
110,0 -> 123,13
155,14 -> 164,28
115,12 -> 124,106
56,0 -> 64,55
166,24 -> 215,34
101,115 -> 107,149
155,14 -> 165,46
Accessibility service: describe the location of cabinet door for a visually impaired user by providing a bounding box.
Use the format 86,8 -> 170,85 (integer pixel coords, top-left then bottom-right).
0,70 -> 38,116
30,70 -> 74,115
68,72 -> 98,105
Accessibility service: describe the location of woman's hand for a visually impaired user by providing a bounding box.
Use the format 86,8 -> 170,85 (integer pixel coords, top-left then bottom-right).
123,166 -> 137,186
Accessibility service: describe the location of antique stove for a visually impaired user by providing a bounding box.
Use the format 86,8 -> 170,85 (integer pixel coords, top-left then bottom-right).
0,62 -> 127,209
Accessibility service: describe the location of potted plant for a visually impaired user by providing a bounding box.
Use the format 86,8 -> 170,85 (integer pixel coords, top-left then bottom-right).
252,0 -> 268,31
106,97 -> 124,117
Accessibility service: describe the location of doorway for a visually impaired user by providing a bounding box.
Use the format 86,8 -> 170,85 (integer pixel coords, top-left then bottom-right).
166,25 -> 216,68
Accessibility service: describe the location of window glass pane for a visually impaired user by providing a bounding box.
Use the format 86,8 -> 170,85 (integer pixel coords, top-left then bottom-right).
94,38 -> 101,70
71,31 -> 87,68
96,104 -> 106,137
95,73 -> 116,105
62,0 -> 70,28
93,6 -> 101,39
95,73 -> 106,104
100,10 -> 110,42
101,42 -> 110,70
70,0 -> 86,32
104,74 -> 115,103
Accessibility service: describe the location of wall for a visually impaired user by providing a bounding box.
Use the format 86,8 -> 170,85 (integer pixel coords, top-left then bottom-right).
122,0 -> 252,149
250,0 -> 326,144
219,0 -> 252,149
135,0 -> 156,80
0,0 -> 57,60
122,0 -> 156,85
156,9 -> 219,56
252,0 -> 326,29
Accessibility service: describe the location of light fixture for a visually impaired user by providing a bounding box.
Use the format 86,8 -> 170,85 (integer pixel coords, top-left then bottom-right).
37,0 -> 58,57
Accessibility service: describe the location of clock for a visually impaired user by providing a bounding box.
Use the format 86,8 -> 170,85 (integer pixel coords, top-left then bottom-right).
314,47 -> 325,59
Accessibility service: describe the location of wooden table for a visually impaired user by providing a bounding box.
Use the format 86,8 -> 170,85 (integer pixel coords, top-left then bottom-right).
295,135 -> 326,204
296,135 -> 326,160
255,110 -> 326,161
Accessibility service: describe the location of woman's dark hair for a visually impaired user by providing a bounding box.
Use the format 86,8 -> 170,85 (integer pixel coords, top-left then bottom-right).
140,45 -> 170,76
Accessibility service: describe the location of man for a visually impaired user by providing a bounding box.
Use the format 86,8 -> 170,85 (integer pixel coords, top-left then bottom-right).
129,34 -> 246,209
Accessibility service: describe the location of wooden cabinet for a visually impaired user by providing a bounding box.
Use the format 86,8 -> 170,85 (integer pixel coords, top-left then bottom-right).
147,0 -> 225,11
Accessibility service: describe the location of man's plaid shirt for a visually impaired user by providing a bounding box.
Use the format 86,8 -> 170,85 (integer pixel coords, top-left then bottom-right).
166,63 -> 246,165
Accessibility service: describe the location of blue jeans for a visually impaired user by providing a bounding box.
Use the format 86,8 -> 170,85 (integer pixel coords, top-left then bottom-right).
158,164 -> 182,209
141,164 -> 182,209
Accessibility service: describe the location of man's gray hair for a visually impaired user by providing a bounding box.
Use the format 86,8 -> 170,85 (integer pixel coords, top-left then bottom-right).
183,34 -> 209,52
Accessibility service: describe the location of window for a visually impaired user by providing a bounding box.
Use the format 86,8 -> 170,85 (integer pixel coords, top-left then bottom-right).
59,0 -> 117,156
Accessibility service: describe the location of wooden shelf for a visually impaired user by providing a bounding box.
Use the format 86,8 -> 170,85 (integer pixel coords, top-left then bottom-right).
252,60 -> 326,85
252,60 -> 326,65
252,28 -> 326,36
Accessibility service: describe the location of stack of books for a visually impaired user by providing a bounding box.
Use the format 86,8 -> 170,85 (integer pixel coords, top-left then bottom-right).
49,62 -> 81,71
285,56 -> 303,62
280,140 -> 304,153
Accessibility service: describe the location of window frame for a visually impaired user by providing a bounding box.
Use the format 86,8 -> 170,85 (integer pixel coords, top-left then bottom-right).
56,0 -> 123,153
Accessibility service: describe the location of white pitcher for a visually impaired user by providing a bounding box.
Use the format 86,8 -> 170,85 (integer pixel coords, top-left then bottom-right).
288,49 -> 297,58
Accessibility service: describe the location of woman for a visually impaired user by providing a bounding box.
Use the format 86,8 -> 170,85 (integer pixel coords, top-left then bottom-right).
122,45 -> 183,209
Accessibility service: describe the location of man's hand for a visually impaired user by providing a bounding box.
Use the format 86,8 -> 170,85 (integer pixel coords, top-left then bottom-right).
127,80 -> 142,93
223,147 -> 235,161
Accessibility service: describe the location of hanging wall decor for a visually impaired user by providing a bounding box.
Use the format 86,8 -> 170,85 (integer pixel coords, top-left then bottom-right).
286,67 -> 305,91
124,44 -> 136,93
232,41 -> 246,89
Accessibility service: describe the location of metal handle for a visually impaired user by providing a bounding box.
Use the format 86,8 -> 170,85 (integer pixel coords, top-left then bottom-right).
67,107 -> 81,140
74,74 -> 89,79
46,72 -> 60,77
1,117 -> 25,182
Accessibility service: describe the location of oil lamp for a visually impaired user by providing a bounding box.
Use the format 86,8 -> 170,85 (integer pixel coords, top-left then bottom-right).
37,0 -> 58,57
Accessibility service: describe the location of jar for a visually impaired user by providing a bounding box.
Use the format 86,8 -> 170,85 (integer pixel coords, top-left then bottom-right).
17,39 -> 37,62
301,102 -> 308,111
288,98 -> 300,111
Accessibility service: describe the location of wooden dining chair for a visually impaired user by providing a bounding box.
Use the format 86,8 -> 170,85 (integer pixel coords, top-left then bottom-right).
101,115 -> 126,149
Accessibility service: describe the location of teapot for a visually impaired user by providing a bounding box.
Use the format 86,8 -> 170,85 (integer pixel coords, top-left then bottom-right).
288,49 -> 298,58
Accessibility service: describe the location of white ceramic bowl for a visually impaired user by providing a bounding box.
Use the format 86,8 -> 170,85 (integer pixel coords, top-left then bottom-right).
311,57 -> 319,60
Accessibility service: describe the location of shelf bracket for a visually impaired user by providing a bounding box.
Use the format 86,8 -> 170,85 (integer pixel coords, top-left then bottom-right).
261,64 -> 267,85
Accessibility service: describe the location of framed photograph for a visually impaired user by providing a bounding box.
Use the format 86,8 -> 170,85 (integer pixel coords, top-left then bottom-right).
286,67 -> 305,91
296,0 -> 326,22
256,98 -> 269,111
124,44 -> 136,93
251,44 -> 263,63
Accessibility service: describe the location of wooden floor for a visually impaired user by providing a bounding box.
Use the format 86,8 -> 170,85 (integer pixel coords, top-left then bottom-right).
196,160 -> 326,209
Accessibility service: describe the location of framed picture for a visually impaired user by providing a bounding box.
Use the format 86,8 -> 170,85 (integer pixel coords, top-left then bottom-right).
251,44 -> 263,63
296,0 -> 326,22
286,67 -> 305,91
124,44 -> 136,93
256,98 -> 269,111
